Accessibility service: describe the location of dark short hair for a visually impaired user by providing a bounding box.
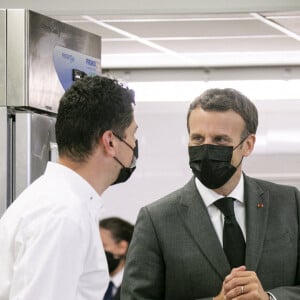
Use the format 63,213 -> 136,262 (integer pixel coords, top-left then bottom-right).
187,88 -> 258,137
99,217 -> 134,244
55,75 -> 135,162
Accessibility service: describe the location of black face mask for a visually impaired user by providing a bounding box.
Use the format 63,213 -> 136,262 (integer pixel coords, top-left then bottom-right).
112,134 -> 138,185
188,138 -> 246,189
105,251 -> 122,273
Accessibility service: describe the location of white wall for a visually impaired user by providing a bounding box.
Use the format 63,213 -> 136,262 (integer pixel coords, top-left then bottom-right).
101,98 -> 300,224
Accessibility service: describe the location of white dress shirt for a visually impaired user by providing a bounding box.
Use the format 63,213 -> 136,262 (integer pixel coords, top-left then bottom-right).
195,175 -> 246,244
110,267 -> 124,296
0,162 -> 109,300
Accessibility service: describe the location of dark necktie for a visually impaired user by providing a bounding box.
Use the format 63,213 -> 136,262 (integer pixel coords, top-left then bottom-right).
214,197 -> 245,268
103,281 -> 114,300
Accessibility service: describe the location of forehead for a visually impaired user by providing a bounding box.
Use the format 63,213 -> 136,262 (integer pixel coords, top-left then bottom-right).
189,107 -> 245,137
100,228 -> 116,244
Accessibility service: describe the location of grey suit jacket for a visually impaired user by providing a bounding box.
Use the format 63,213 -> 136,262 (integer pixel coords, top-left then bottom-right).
121,175 -> 300,300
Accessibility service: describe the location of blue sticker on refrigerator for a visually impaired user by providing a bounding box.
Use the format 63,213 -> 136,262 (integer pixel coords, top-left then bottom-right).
53,45 -> 101,91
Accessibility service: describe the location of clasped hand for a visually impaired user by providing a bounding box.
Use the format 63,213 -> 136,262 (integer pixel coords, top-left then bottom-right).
214,266 -> 269,300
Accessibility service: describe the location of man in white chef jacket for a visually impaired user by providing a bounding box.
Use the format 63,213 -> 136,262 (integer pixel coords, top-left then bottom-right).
0,75 -> 138,300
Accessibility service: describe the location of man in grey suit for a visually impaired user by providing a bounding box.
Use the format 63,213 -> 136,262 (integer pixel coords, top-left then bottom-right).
121,88 -> 300,300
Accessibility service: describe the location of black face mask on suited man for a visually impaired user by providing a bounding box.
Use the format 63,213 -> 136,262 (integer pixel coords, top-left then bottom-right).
188,137 -> 247,189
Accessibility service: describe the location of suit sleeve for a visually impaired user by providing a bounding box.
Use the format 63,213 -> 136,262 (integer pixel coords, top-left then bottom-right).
267,187 -> 300,299
121,207 -> 165,300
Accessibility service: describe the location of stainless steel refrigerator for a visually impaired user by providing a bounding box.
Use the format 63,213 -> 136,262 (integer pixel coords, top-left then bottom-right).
0,9 -> 101,216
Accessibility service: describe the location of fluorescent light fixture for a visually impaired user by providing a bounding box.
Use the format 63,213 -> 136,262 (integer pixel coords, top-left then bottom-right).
82,15 -> 194,64
128,79 -> 300,102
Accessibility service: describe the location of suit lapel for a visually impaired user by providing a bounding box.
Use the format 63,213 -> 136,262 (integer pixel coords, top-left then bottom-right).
244,175 -> 270,271
177,177 -> 231,280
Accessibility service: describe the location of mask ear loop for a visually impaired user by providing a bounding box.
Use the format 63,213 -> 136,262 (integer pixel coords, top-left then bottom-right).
234,156 -> 244,169
233,134 -> 250,151
112,132 -> 138,168
113,156 -> 126,168
233,134 -> 250,168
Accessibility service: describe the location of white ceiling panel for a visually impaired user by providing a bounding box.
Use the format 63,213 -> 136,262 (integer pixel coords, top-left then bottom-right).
272,17 -> 300,34
154,36 -> 300,53
65,21 -> 124,38
103,19 -> 281,37
102,40 -> 161,54
50,11 -> 300,69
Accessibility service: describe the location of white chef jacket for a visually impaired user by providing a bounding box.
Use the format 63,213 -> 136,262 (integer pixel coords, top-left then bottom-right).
0,162 -> 109,300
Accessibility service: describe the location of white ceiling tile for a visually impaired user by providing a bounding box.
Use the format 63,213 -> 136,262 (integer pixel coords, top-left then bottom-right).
273,17 -> 300,35
154,37 -> 300,52
50,11 -> 300,68
104,19 -> 281,37
102,40 -> 161,54
63,21 -> 124,38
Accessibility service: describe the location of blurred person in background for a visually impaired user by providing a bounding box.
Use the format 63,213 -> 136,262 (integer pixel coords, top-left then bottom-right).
0,75 -> 138,300
100,217 -> 134,300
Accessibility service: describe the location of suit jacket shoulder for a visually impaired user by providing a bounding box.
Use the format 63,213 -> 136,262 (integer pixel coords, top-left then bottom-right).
244,174 -> 299,192
145,177 -> 198,215
243,174 -> 300,210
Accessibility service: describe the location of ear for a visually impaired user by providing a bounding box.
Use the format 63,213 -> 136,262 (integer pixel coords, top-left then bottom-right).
116,240 -> 129,256
101,130 -> 115,156
243,134 -> 256,157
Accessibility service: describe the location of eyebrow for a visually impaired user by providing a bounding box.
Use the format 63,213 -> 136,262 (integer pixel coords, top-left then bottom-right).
189,133 -> 232,141
190,133 -> 203,138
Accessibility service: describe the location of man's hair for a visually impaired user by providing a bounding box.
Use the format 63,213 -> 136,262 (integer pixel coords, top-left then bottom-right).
187,88 -> 258,138
100,217 -> 134,245
55,75 -> 135,162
